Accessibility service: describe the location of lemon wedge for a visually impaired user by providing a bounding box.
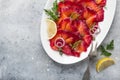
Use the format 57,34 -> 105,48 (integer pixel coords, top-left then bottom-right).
46,19 -> 57,39
96,57 -> 115,72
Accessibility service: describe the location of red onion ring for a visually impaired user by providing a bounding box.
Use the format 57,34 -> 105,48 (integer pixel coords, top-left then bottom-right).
89,25 -> 101,36
54,37 -> 65,48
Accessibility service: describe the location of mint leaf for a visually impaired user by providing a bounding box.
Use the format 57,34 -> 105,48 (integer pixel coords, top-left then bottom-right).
100,45 -> 105,52
101,50 -> 112,57
100,45 -> 112,57
106,40 -> 114,50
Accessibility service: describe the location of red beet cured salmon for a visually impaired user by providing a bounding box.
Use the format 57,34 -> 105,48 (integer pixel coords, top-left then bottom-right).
49,0 -> 106,57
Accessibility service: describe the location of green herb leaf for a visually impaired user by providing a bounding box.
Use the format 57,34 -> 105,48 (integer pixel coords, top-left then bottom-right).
44,0 -> 58,21
100,45 -> 105,52
90,22 -> 96,28
58,48 -> 63,56
100,45 -> 112,57
60,0 -> 64,2
106,40 -> 114,50
44,9 -> 58,21
104,6 -> 107,10
52,0 -> 58,14
101,50 -> 112,57
72,40 -> 81,49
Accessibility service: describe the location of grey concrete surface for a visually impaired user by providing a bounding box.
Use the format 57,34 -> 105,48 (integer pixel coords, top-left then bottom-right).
0,0 -> 120,80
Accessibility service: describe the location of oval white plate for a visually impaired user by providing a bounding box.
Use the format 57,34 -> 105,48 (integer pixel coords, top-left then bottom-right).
40,0 -> 116,64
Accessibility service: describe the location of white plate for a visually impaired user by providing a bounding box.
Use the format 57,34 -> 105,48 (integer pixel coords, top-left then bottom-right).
40,0 -> 116,64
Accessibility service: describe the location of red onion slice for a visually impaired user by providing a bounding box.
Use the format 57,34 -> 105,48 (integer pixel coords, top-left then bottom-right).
55,37 -> 65,48
89,25 -> 101,36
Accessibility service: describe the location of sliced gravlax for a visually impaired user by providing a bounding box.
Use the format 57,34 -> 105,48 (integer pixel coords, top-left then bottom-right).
95,0 -> 106,7
58,18 -> 77,32
96,8 -> 104,22
84,1 -> 101,12
83,8 -> 97,28
77,21 -> 90,36
62,44 -> 81,57
49,30 -> 80,50
74,40 -> 88,53
83,35 -> 93,46
58,1 -> 84,20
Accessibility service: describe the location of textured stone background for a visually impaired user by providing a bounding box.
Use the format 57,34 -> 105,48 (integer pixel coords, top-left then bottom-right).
0,0 -> 120,80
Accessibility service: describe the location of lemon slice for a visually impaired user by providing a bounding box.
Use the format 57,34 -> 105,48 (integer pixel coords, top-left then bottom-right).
46,19 -> 57,39
96,57 -> 115,72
